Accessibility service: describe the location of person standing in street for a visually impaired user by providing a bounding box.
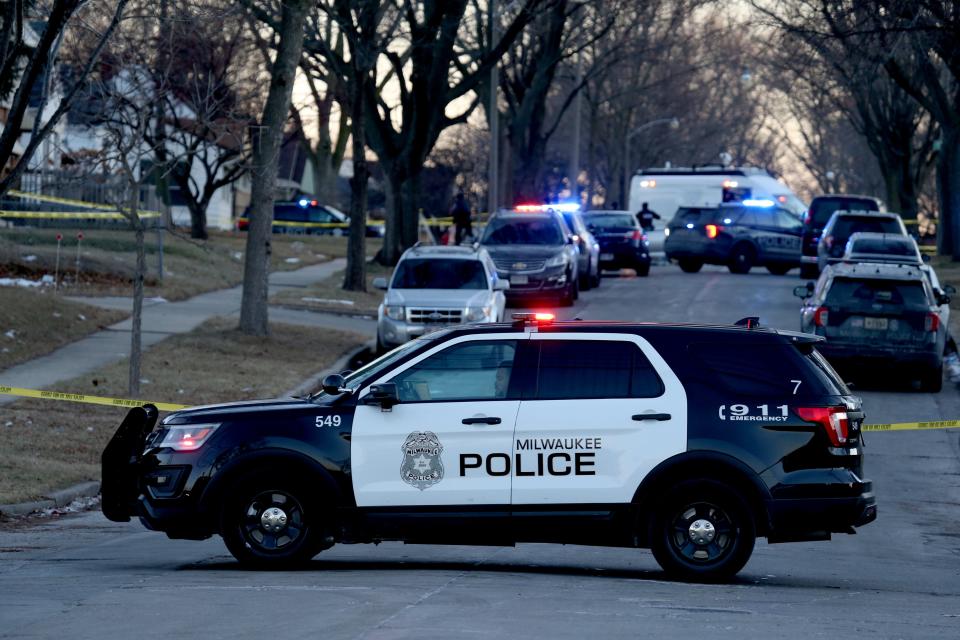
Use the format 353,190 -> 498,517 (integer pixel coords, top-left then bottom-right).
636,202 -> 661,231
451,191 -> 473,245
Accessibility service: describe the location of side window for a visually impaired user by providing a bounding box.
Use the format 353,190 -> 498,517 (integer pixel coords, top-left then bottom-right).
775,209 -> 803,232
735,210 -> 757,227
535,340 -> 663,400
390,341 -> 517,402
692,342 -> 832,396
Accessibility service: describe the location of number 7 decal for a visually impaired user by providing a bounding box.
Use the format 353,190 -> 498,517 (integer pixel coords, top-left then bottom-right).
791,379 -> 802,395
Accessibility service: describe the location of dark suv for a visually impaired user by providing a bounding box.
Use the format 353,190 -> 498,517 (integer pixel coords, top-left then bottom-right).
817,211 -> 907,274
103,314 -> 875,581
664,202 -> 803,274
801,195 -> 882,278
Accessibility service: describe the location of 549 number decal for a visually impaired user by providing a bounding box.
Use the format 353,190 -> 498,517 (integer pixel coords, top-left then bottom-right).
719,404 -> 789,422
315,415 -> 342,428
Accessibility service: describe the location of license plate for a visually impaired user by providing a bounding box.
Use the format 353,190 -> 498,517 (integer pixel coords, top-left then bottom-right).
864,317 -> 888,330
600,253 -> 614,261
510,275 -> 529,285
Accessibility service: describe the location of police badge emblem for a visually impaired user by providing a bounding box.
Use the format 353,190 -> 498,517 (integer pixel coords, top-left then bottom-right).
401,431 -> 444,490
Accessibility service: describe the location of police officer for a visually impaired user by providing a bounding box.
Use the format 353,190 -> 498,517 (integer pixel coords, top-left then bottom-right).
451,191 -> 473,245
636,202 -> 661,231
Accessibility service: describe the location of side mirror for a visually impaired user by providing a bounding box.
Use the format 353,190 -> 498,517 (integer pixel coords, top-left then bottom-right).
361,382 -> 399,408
938,293 -> 951,306
945,284 -> 957,295
494,279 -> 510,291
321,373 -> 349,395
373,277 -> 388,290
793,286 -> 808,298
922,254 -> 931,263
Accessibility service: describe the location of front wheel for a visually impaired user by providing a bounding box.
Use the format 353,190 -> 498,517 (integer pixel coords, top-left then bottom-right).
649,479 -> 756,582
766,264 -> 791,276
678,259 -> 703,273
221,472 -> 331,568
728,244 -> 755,274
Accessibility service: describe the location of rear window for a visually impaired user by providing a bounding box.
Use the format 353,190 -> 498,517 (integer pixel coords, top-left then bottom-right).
850,238 -> 914,256
535,340 -> 664,399
832,215 -> 901,240
692,342 -> 848,397
825,278 -> 930,308
585,213 -> 637,230
810,198 -> 879,226
670,208 -> 719,227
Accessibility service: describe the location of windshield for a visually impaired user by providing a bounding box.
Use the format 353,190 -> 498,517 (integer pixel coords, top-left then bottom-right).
391,258 -> 487,289
482,217 -> 564,245
311,338 -> 432,399
586,213 -> 637,230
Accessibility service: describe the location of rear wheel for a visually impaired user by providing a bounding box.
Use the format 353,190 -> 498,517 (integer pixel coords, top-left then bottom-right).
649,479 -> 756,582
635,262 -> 650,277
221,471 -> 332,569
800,264 -> 819,280
920,364 -> 943,392
592,268 -> 602,288
728,244 -> 756,274
579,266 -> 592,291
678,259 -> 703,273
766,264 -> 791,276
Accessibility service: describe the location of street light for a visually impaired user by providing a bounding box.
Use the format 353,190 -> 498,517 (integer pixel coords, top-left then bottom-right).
623,117 -> 680,209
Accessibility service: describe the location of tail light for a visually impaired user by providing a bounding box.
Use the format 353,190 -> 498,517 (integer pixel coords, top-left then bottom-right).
796,406 -> 849,446
705,224 -> 720,239
625,229 -> 643,240
925,312 -> 940,332
804,210 -> 812,224
814,306 -> 829,327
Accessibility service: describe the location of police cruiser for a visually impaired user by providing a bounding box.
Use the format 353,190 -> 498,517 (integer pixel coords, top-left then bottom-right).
102,314 -> 876,581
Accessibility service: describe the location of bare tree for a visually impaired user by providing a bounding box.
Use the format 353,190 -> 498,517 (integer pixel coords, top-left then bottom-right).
239,0 -> 311,336
0,0 -> 129,196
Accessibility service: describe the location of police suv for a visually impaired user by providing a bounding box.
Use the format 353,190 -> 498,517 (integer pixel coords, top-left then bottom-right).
102,315 -> 876,581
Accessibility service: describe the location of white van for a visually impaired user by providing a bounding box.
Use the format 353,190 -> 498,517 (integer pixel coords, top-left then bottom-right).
627,167 -> 807,224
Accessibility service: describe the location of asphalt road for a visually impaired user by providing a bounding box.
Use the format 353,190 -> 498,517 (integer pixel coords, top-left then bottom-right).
2,265 -> 959,639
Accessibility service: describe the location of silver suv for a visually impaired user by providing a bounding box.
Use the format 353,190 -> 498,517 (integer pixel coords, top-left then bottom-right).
374,245 -> 508,352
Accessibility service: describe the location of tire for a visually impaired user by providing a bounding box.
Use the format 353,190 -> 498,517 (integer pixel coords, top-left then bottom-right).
592,268 -> 601,288
560,281 -> 576,307
571,275 -> 580,301
678,259 -> 703,273
800,264 -> 819,280
920,364 -> 943,393
649,479 -> 756,582
579,265 -> 592,291
728,244 -> 755,274
221,471 -> 332,569
766,264 -> 791,276
635,262 -> 650,277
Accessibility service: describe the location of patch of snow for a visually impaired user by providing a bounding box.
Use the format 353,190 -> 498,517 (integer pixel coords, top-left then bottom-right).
40,274 -> 54,284
77,314 -> 87,321
285,257 -> 301,264
0,277 -> 45,288
23,255 -> 37,262
301,297 -> 354,306
4,330 -> 16,339
233,251 -> 243,260
52,312 -> 61,318
146,296 -> 168,304
140,378 -> 150,384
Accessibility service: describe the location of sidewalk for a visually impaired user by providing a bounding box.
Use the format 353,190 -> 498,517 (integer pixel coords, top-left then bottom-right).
0,258 -> 376,406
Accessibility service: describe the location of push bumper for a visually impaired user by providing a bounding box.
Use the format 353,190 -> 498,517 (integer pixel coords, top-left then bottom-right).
764,469 -> 877,541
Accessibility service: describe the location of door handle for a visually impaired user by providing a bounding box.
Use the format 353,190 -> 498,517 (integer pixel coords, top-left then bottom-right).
462,416 -> 502,425
632,413 -> 671,421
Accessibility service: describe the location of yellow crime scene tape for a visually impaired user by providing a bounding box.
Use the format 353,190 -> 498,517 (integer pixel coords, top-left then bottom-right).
5,189 -> 164,218
0,210 -> 161,220
1,385 -> 960,430
0,385 -> 188,412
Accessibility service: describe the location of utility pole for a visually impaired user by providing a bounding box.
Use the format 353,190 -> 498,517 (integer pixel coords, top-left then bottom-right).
487,0 -> 499,216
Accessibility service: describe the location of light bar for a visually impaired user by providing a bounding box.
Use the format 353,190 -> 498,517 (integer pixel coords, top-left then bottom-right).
512,312 -> 555,328
514,203 -> 581,213
639,180 -> 656,188
743,198 -> 775,208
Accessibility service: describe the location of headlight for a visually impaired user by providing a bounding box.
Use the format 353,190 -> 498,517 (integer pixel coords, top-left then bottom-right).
663,227 -> 670,237
545,253 -> 568,268
385,305 -> 405,320
157,423 -> 220,451
465,305 -> 492,322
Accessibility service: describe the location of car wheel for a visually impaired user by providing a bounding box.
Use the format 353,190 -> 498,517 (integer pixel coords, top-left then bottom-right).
766,264 -> 791,276
571,276 -> 580,301
920,364 -> 943,393
592,268 -> 601,288
728,244 -> 756,274
800,264 -> 819,279
635,262 -> 650,277
560,281 -> 576,307
649,479 -> 756,582
678,259 -> 703,273
221,471 -> 331,569
579,266 -> 592,291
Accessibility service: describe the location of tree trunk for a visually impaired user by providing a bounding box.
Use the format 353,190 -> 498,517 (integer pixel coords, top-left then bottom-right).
128,193 -> 146,398
188,201 -> 209,240
401,171 -> 422,248
343,80 -> 367,291
239,0 -> 310,336
938,126 -> 960,259
378,167 -> 406,265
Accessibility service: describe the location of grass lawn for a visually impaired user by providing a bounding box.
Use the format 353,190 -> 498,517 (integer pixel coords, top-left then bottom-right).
0,287 -> 127,371
0,227 -> 380,301
271,261 -> 392,317
928,257 -> 960,337
0,317 -> 365,505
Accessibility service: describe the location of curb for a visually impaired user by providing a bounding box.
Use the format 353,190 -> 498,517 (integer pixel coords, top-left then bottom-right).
0,480 -> 100,518
283,341 -> 374,398
273,303 -> 377,321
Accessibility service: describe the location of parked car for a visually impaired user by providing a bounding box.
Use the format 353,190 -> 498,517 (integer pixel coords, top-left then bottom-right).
664,200 -> 803,274
842,232 -> 922,265
238,199 -> 384,237
374,245 -> 507,352
801,195 -> 883,279
556,209 -> 601,289
795,261 -> 946,391
582,210 -> 651,276
480,208 -> 580,306
816,210 -> 906,274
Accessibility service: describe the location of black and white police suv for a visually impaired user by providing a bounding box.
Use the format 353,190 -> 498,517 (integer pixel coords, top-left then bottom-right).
102,314 -> 876,580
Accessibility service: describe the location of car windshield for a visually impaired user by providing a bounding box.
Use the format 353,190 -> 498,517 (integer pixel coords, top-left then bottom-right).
811,198 -> 879,227
586,213 -> 637,230
825,278 -> 930,308
482,217 -> 564,245
391,258 -> 487,290
850,238 -> 914,256
310,337 -> 434,399
833,216 -> 900,239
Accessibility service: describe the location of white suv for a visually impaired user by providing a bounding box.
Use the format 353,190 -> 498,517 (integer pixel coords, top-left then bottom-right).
374,245 -> 508,352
